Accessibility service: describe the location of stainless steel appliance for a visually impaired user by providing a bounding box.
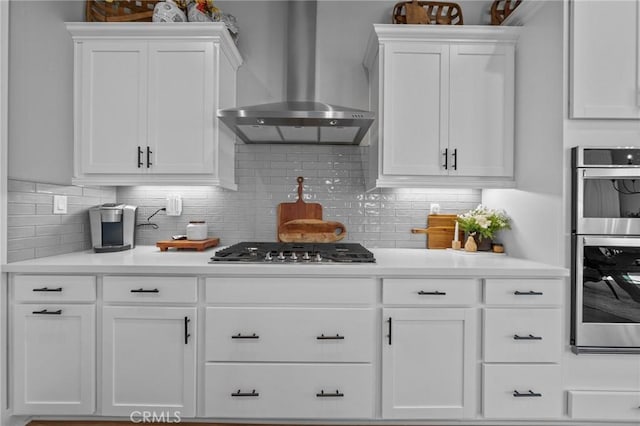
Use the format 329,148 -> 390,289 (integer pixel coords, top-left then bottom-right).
210,242 -> 375,264
89,203 -> 137,253
572,147 -> 640,353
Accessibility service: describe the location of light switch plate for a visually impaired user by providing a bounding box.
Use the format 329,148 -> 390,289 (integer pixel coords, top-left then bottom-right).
53,195 -> 67,214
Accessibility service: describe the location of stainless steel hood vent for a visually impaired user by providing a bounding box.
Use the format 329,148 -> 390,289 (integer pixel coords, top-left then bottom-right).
218,1 -> 374,145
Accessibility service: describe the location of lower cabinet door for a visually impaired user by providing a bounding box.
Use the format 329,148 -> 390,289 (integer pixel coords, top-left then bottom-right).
204,363 -> 374,419
382,308 -> 477,419
568,390 -> 640,421
12,304 -> 95,415
483,364 -> 562,419
102,306 -> 196,417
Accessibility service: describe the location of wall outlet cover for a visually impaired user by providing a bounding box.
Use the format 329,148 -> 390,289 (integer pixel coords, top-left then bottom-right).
166,195 -> 182,216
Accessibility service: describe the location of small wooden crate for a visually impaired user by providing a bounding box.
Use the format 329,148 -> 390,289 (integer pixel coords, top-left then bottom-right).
85,0 -> 159,22
392,1 -> 464,25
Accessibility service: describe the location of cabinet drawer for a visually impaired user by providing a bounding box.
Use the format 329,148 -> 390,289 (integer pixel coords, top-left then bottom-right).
483,364 -> 562,419
484,308 -> 561,363
484,279 -> 563,306
103,276 -> 197,303
206,307 -> 374,362
204,363 -> 373,419
383,278 -> 479,305
13,275 -> 96,302
568,390 -> 640,421
205,277 -> 375,305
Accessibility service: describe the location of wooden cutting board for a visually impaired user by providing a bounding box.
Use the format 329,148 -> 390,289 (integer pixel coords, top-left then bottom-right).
156,237 -> 220,252
278,219 -> 346,243
277,176 -> 323,241
411,214 -> 463,249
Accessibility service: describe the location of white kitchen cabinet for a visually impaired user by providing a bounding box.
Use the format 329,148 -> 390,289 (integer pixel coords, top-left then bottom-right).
101,306 -> 196,417
363,25 -> 519,189
67,23 -> 242,188
382,308 -> 477,419
12,304 -> 95,415
568,390 -> 640,421
570,0 -> 640,118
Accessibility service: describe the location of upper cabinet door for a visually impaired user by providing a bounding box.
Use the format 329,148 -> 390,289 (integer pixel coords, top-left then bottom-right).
382,42 -> 448,176
449,43 -> 514,177
79,41 -> 148,174
571,0 -> 640,118
147,41 -> 215,174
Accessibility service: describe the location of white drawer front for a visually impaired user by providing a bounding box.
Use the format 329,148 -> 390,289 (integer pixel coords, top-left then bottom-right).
206,277 -> 375,305
206,307 -> 374,362
103,276 -> 197,303
383,278 -> 479,305
13,275 -> 96,302
204,363 -> 373,419
568,391 -> 640,421
483,364 -> 562,419
485,279 -> 563,306
484,308 -> 562,363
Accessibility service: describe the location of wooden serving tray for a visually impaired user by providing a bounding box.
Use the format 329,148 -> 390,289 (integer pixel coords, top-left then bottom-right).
156,237 -> 220,252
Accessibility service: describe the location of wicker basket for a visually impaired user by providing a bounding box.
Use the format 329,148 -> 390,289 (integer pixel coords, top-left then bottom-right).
490,0 -> 522,25
85,0 -> 160,22
392,1 -> 463,25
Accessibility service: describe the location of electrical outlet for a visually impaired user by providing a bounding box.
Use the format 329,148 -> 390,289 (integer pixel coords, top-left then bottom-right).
166,195 -> 182,216
53,195 -> 67,214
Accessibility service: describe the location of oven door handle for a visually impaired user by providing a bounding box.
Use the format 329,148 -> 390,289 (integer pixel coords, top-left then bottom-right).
582,236 -> 640,247
582,168 -> 640,178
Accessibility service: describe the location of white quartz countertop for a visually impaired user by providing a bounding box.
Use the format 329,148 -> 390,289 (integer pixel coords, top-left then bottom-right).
2,246 -> 568,278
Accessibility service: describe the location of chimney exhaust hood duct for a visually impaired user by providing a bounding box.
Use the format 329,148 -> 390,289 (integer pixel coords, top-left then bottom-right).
218,1 -> 375,145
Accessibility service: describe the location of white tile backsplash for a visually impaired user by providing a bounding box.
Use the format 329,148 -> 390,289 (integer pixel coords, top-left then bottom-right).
7,145 -> 481,261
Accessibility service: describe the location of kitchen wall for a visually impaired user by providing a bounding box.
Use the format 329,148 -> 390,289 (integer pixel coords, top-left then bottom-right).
119,144 -> 481,248
6,179 -> 116,262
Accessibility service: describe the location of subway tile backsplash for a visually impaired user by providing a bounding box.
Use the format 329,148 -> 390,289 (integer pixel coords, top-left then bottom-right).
8,144 -> 481,261
6,180 -> 116,262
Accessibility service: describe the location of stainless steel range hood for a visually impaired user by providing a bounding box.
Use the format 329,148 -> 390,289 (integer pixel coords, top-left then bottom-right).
218,1 -> 374,145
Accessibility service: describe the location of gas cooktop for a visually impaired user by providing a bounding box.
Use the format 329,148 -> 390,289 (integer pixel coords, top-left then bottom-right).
210,242 -> 376,264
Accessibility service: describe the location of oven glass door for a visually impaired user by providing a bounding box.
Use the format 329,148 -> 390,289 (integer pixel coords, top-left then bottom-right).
575,168 -> 640,235
575,236 -> 640,350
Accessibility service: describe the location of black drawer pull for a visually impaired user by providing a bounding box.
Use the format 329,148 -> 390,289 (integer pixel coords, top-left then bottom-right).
513,334 -> 543,340
184,317 -> 191,345
130,288 -> 159,293
231,389 -> 259,397
514,290 -> 543,296
232,333 -> 259,339
387,317 -> 392,345
513,390 -> 542,398
317,334 -> 345,340
316,390 -> 344,398
418,290 -> 446,296
32,287 -> 63,292
32,309 -> 62,315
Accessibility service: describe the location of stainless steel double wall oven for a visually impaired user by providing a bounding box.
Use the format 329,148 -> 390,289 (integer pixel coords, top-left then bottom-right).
572,147 -> 640,353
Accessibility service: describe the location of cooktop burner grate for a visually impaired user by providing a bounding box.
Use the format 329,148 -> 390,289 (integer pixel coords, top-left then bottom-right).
210,242 -> 376,264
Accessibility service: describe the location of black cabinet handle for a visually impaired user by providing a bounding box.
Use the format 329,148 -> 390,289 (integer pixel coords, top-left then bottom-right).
452,148 -> 458,170
514,334 -> 543,340
146,146 -> 152,168
137,146 -> 143,168
32,287 -> 62,292
513,390 -> 542,398
232,333 -> 259,339
317,334 -> 345,340
316,390 -> 344,398
231,389 -> 259,397
442,148 -> 448,170
130,288 -> 159,293
387,317 -> 392,345
418,290 -> 446,296
32,309 -> 62,315
514,290 -> 543,296
184,317 -> 191,345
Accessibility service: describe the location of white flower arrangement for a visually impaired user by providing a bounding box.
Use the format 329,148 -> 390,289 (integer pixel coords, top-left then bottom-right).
456,204 -> 510,241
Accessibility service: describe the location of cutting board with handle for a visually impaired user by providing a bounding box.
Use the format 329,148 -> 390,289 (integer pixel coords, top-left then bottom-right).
277,176 -> 323,241
279,219 -> 346,243
411,214 -> 463,249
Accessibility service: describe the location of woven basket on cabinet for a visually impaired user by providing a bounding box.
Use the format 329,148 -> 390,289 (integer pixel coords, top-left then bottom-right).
85,0 -> 159,22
